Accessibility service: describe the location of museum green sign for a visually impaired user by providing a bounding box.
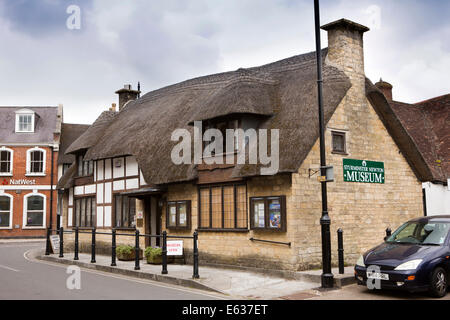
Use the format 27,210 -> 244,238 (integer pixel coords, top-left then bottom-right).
343,159 -> 385,184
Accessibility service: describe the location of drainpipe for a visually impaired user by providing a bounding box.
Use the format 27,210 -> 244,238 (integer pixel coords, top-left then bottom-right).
49,146 -> 54,230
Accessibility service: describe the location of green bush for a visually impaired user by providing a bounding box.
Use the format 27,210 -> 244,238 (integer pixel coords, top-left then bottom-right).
145,246 -> 162,259
116,245 -> 134,256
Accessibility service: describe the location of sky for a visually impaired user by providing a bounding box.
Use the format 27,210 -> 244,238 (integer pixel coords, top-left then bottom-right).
0,0 -> 448,124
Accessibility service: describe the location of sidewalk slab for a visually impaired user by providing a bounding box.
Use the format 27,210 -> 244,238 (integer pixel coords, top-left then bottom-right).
296,266 -> 356,287
34,250 -> 320,300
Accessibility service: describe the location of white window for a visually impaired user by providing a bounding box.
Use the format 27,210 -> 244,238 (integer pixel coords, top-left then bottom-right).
26,148 -> 46,175
0,148 -> 13,175
0,194 -> 13,229
15,109 -> 35,133
23,193 -> 46,228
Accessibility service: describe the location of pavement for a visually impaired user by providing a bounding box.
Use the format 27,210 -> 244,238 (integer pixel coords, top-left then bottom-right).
38,250 -> 322,299
1,241 -> 448,300
0,242 -> 225,300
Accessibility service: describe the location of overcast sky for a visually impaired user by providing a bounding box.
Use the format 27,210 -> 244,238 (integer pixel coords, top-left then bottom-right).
0,0 -> 448,124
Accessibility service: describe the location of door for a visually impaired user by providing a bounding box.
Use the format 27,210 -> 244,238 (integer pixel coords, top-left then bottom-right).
144,196 -> 162,247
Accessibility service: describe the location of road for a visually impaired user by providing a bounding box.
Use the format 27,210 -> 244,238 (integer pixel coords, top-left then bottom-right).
307,283 -> 450,300
0,242 -> 226,300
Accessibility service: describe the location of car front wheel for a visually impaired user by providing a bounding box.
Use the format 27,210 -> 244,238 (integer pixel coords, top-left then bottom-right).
429,267 -> 448,298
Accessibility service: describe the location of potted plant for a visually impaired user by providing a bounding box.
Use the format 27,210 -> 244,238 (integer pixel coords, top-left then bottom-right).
145,247 -> 163,264
116,245 -> 143,261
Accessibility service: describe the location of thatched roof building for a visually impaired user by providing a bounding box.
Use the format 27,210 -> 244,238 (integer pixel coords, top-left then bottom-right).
72,49 -> 352,184
66,48 -> 441,187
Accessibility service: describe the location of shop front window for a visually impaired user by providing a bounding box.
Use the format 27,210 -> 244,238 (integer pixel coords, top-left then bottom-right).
0,195 -> 12,228
26,195 -> 45,227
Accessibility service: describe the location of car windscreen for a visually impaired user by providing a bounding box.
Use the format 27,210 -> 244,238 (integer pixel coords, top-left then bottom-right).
386,222 -> 450,245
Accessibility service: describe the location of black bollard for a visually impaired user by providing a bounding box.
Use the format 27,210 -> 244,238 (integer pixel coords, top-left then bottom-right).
162,231 -> 168,275
91,228 -> 96,263
193,231 -> 199,279
111,229 -> 116,267
59,227 -> 64,258
134,230 -> 140,271
74,227 -> 79,261
337,229 -> 344,275
45,227 -> 51,255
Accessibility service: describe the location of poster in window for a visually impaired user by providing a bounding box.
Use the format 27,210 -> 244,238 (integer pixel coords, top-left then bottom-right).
269,199 -> 281,229
179,203 -> 187,226
170,205 -> 177,225
254,200 -> 265,228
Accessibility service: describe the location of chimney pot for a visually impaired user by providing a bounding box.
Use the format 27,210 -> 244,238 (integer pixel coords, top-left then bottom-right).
115,84 -> 141,111
375,79 -> 393,101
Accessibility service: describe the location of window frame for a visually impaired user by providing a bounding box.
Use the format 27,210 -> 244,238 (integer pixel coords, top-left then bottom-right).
331,131 -> 347,155
26,147 -> 46,176
73,196 -> 96,228
113,194 -> 136,230
15,111 -> 35,133
22,193 -> 46,229
0,193 -> 13,229
198,183 -> 248,232
250,195 -> 286,232
77,155 -> 94,177
0,147 -> 13,176
166,200 -> 191,230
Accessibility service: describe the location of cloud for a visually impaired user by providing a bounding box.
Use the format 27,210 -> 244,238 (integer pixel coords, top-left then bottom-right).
0,0 -> 448,124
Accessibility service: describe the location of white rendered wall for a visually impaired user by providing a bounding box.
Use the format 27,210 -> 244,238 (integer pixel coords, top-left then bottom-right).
423,181 -> 450,216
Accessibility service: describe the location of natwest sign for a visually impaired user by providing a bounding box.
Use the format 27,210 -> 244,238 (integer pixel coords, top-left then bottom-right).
4,179 -> 37,185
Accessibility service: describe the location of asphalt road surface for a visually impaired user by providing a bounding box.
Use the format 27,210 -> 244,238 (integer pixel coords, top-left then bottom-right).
0,242 -> 226,300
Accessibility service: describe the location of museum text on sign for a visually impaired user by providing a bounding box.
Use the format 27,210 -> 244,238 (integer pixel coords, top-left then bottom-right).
343,159 -> 385,184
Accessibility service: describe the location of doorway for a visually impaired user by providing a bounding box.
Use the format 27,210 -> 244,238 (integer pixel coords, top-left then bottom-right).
144,196 -> 161,247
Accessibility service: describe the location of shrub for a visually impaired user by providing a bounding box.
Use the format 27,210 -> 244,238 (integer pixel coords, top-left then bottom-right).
145,246 -> 162,259
116,245 -> 134,256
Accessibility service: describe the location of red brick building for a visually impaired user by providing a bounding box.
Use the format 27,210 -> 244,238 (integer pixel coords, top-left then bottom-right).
0,106 -> 62,238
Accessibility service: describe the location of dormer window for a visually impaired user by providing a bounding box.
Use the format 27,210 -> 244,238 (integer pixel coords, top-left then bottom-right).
15,109 -> 35,133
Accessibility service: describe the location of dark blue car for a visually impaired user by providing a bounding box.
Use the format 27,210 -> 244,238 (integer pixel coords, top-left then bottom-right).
355,215 -> 450,297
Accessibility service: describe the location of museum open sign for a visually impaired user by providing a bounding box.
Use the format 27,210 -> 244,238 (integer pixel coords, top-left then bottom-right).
343,159 -> 385,184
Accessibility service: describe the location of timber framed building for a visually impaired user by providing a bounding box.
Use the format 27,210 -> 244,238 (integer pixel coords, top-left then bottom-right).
58,19 -> 443,271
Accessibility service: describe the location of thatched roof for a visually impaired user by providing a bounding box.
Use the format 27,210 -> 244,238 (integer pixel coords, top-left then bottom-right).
65,111 -> 117,154
365,79 -> 436,182
58,123 -> 90,164
188,71 -> 277,124
386,94 -> 449,183
80,49 -> 352,185
57,162 -> 76,189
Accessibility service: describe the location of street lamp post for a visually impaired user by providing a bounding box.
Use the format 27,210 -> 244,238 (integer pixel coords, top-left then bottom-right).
314,0 -> 334,288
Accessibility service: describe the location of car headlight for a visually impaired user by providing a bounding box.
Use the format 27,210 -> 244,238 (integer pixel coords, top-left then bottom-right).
394,259 -> 423,271
356,255 -> 365,267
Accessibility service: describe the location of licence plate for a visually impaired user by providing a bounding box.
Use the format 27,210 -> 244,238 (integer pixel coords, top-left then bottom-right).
367,272 -> 389,280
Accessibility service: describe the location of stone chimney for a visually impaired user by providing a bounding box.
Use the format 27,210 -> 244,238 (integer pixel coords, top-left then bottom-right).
321,19 -> 370,78
321,19 -> 370,110
375,79 -> 393,101
115,84 -> 141,111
